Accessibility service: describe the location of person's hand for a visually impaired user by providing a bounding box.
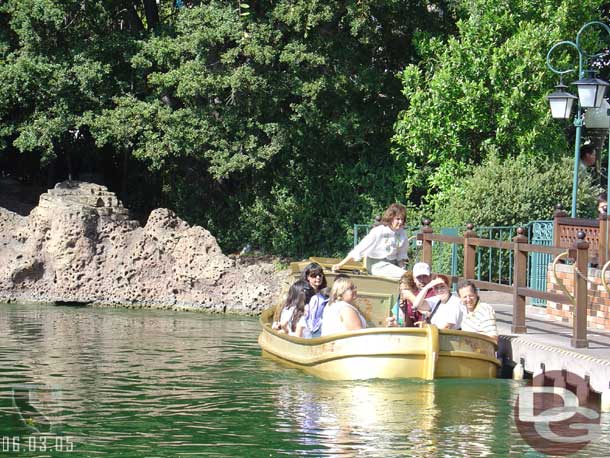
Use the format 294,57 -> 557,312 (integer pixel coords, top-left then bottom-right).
386,316 -> 397,327
272,321 -> 280,330
414,320 -> 425,328
331,263 -> 341,272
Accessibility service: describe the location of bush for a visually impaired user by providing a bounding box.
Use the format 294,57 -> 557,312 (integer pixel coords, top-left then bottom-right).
430,152 -> 600,229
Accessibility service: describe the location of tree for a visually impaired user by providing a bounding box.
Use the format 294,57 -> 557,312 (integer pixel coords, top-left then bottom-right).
392,0 -> 607,214
1,0 -> 455,256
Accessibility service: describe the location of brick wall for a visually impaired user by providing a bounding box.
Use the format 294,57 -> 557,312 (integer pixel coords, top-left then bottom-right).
546,263 -> 610,330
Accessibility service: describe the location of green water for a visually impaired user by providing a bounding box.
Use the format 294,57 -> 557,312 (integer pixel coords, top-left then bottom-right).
0,304 -> 608,458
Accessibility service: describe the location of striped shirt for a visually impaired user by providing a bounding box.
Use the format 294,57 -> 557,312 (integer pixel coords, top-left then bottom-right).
460,301 -> 498,338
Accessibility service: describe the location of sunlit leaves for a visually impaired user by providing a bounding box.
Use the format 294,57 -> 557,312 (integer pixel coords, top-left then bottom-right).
393,0 -> 606,213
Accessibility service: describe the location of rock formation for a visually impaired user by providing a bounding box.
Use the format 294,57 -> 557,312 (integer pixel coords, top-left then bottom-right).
0,181 -> 291,314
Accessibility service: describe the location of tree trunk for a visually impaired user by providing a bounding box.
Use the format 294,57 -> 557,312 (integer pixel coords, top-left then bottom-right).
141,0 -> 160,30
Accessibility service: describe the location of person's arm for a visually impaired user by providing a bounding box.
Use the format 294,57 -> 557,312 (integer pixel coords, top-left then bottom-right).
295,319 -> 306,338
340,306 -> 364,331
412,277 -> 444,310
401,288 -> 418,304
386,298 -> 400,327
332,227 -> 379,271
332,255 -> 354,272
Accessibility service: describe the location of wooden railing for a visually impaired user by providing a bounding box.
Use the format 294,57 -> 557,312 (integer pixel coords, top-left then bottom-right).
418,219 -> 591,348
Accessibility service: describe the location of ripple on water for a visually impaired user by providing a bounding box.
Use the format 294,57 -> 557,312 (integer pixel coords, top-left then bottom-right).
1,304 -> 610,457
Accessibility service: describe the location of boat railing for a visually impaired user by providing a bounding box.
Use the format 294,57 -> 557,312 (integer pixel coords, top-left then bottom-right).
417,218 -> 590,349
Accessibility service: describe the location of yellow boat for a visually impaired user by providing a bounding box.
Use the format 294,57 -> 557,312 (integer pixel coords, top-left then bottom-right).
258,258 -> 500,380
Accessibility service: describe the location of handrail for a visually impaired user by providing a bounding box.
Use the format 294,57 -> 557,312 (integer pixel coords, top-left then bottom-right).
601,260 -> 610,296
551,251 -> 575,305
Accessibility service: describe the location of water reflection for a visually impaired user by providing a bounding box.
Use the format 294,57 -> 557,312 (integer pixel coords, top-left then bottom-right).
273,378 -> 514,457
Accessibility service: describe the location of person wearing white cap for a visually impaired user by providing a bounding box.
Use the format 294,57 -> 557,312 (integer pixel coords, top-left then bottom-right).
412,262 -> 432,289
331,203 -> 408,280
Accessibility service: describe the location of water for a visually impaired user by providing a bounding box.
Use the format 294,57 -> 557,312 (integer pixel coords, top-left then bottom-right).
0,304 -> 608,458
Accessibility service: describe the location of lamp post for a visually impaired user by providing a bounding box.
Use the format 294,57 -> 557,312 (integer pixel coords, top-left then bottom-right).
546,21 -> 610,218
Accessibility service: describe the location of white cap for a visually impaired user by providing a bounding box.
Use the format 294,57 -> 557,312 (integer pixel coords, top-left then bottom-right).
413,262 -> 431,278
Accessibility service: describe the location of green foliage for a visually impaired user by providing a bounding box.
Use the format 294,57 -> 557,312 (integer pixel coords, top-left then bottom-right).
7,0 -> 602,260
431,152 -> 600,229
393,0 -> 607,211
0,0 -> 455,257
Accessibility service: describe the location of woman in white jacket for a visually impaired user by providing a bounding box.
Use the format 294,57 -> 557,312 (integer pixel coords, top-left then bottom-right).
331,203 -> 408,280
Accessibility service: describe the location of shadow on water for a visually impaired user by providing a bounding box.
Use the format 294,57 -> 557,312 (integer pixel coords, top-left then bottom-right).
53,301 -> 91,307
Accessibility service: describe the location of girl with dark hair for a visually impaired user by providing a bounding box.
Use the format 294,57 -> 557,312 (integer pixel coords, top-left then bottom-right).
300,262 -> 329,337
272,280 -> 308,334
288,294 -> 308,337
300,262 -> 328,304
387,271 -> 424,327
331,203 -> 409,280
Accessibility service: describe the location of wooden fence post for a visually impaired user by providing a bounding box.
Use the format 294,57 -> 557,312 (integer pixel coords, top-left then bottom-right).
599,209 -> 608,266
420,218 -> 433,266
463,223 -> 477,280
572,231 -> 589,348
553,203 -> 567,247
512,227 -> 528,334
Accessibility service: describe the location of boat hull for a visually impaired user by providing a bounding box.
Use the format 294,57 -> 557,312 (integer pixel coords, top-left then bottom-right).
259,308 -> 499,380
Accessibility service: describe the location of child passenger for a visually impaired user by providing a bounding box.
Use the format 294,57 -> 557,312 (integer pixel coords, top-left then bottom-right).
300,263 -> 329,337
300,262 -> 328,305
272,280 -> 308,334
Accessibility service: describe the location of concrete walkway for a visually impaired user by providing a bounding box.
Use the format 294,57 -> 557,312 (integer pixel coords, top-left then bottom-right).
479,291 -> 610,395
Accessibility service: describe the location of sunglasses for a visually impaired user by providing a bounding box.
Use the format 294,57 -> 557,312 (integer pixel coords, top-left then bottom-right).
308,272 -> 324,278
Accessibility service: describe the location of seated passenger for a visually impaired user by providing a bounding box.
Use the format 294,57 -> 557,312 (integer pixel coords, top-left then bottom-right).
411,274 -> 463,329
272,280 -> 308,334
288,289 -> 309,338
457,279 -> 498,341
304,286 -> 330,338
300,262 -> 328,305
387,266 -> 434,327
331,203 -> 409,280
321,276 -> 367,336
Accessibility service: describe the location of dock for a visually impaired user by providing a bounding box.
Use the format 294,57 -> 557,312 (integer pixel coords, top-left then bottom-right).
482,291 -> 610,398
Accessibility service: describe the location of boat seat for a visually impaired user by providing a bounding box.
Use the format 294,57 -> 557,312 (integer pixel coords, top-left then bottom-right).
308,256 -> 368,274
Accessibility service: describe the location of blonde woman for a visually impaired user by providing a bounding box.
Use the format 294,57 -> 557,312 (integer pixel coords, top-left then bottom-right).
320,275 -> 366,336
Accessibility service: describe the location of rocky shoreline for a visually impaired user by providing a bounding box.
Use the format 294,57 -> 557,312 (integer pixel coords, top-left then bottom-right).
0,181 -> 292,314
